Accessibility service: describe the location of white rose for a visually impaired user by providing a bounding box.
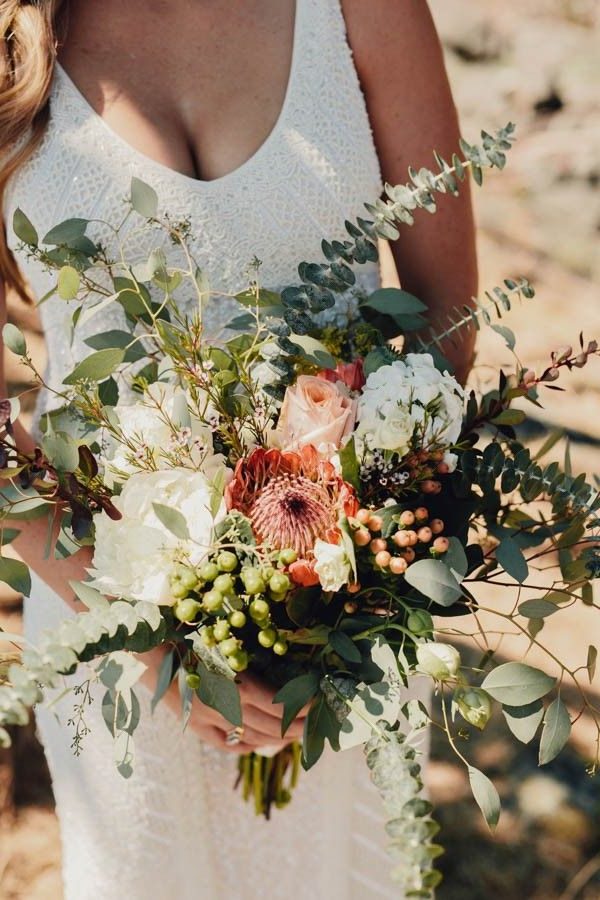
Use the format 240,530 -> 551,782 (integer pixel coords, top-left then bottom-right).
313,539 -> 351,592
88,468 -> 225,605
416,642 -> 461,680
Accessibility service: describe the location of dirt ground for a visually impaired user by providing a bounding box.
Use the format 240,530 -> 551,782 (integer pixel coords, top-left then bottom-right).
1,1 -> 599,897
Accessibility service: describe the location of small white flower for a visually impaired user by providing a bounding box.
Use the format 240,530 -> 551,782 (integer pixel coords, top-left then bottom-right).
443,451 -> 459,473
416,642 -> 461,680
313,539 -> 351,592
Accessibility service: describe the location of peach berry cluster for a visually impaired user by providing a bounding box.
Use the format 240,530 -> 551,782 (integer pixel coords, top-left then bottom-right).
352,506 -> 449,577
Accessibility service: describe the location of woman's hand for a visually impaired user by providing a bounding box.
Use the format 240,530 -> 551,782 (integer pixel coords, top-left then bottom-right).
164,668 -> 307,755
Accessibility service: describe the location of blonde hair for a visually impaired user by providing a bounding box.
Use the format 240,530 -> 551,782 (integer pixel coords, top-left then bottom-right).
0,0 -> 65,301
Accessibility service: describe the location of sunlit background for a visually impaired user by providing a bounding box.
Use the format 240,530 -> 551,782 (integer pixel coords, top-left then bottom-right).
1,1 -> 599,897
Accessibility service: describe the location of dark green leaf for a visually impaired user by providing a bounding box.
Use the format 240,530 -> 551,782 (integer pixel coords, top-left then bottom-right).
338,436 -> 360,490
151,648 -> 175,713
0,528 -> 20,546
13,208 -> 38,246
84,330 -> 146,363
0,556 -> 31,595
587,645 -> 597,684
328,630 -> 361,664
43,218 -> 88,245
482,662 -> 555,706
539,697 -> 571,765
518,598 -> 559,619
196,659 -> 242,727
361,287 -> 427,316
491,409 -> 526,426
273,672 -> 320,736
496,536 -> 528,583
63,348 -> 125,384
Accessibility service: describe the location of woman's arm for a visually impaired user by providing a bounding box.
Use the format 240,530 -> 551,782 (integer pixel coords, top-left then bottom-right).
343,0 -> 478,383
0,277 -> 95,604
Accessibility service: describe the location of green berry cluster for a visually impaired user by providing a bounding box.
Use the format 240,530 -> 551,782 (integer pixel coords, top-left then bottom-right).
169,547 -> 299,673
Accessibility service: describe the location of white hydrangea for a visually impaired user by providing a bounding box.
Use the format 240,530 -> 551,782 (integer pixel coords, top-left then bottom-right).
88,468 -> 225,605
106,382 -> 224,484
355,354 -> 464,457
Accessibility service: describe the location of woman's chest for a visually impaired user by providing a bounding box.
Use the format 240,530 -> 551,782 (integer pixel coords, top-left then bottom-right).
58,0 -> 297,183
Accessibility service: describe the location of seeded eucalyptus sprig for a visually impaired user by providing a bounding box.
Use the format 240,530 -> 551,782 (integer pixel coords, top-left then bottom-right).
274,123 -> 518,351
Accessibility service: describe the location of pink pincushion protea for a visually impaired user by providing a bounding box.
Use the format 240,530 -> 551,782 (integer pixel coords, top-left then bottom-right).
225,445 -> 358,561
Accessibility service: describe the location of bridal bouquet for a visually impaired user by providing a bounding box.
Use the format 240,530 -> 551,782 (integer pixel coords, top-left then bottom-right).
0,123 -> 598,896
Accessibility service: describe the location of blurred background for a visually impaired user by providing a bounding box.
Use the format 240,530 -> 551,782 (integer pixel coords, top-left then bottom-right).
1,0 -> 599,896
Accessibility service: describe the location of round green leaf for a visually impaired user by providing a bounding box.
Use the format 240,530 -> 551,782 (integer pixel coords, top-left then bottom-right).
482,662 -> 555,706
130,177 -> 158,218
2,322 -> 27,357
518,598 -> 559,619
57,265 -> 81,300
404,558 -> 462,607
42,430 -> 80,473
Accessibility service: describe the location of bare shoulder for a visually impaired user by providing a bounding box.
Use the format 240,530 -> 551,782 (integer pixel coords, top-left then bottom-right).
340,0 -> 461,173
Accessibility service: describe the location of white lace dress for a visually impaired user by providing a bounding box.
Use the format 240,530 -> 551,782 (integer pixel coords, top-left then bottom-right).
4,1 -> 430,896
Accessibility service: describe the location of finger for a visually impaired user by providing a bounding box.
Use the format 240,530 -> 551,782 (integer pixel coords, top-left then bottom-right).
241,704 -> 304,741
237,673 -> 313,723
237,672 -> 278,707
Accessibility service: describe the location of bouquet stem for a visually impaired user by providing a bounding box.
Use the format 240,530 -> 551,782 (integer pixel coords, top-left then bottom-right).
237,742 -> 302,819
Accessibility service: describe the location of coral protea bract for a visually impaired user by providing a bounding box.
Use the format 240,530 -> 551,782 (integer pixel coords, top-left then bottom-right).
225,445 -> 358,558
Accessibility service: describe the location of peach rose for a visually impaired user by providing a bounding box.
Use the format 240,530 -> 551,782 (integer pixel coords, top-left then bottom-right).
274,375 -> 357,454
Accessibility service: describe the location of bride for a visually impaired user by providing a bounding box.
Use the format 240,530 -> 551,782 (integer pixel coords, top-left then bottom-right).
0,1 -> 477,897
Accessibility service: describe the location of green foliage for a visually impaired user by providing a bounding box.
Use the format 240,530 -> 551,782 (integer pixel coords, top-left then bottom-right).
12,208 -> 38,246
502,700 -> 545,744
151,503 -> 191,541
539,696 -> 571,765
130,177 -> 158,218
2,322 -> 27,357
0,556 -> 31,596
273,672 -> 320,736
365,727 -> 442,896
194,658 -> 242,727
468,766 -> 500,830
481,662 -> 555,706
404,559 -> 463,607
